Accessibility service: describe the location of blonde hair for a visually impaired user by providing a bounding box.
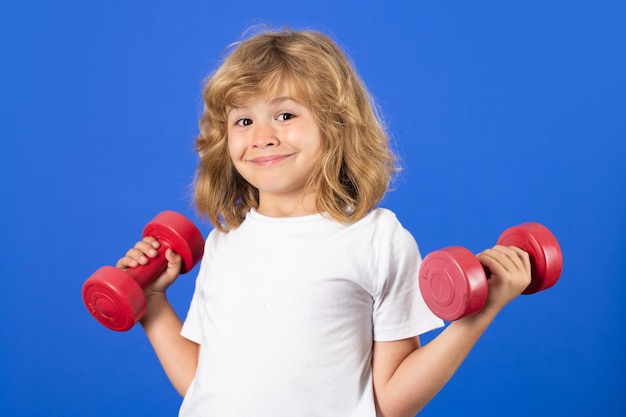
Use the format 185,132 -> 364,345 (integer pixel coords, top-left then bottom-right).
195,28 -> 397,231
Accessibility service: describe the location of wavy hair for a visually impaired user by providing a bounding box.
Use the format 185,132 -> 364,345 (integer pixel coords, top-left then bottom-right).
195,28 -> 397,231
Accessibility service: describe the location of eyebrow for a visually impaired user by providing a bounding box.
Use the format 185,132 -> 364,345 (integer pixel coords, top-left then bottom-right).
227,97 -> 299,121
229,95 -> 299,111
269,96 -> 298,104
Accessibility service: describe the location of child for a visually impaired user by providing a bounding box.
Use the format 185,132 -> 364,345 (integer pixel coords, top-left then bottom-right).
117,28 -> 531,417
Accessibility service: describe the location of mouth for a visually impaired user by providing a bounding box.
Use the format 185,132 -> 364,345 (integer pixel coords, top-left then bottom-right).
248,154 -> 294,167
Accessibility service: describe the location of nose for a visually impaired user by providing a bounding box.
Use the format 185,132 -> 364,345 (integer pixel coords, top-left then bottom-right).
251,121 -> 279,148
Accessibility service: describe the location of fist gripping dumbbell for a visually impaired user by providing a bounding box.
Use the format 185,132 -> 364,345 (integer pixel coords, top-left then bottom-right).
82,211 -> 205,332
418,222 -> 563,321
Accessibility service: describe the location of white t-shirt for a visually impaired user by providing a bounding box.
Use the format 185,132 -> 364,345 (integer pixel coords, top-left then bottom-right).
179,208 -> 443,416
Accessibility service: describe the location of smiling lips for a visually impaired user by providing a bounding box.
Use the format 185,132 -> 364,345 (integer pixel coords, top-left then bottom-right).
248,154 -> 295,166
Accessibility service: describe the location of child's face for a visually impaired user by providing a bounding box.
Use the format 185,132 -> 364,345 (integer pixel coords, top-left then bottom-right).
227,89 -> 323,214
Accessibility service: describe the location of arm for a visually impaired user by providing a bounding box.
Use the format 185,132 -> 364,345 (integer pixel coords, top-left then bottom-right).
140,292 -> 199,396
372,245 -> 532,417
117,237 -> 200,396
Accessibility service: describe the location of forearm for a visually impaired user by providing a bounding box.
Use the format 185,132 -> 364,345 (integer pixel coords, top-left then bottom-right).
377,311 -> 496,417
140,293 -> 199,396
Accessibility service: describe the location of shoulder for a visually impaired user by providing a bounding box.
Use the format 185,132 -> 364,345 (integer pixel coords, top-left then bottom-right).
365,207 -> 399,223
361,208 -> 417,246
351,207 -> 404,233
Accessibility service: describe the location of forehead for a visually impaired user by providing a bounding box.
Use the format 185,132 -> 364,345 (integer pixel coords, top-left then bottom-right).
229,91 -> 299,109
228,71 -> 307,105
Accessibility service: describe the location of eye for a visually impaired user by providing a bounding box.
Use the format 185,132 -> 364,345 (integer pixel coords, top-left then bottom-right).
236,118 -> 253,127
277,112 -> 295,121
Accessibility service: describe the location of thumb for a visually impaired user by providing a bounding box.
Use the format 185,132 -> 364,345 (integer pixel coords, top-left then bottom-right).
165,248 -> 183,275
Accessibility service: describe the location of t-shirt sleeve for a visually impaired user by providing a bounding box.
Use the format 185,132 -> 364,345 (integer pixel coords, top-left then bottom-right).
372,214 -> 444,341
180,238 -> 211,344
180,288 -> 203,344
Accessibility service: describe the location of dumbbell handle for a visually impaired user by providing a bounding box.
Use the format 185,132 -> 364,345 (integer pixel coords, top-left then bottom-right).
124,243 -> 170,289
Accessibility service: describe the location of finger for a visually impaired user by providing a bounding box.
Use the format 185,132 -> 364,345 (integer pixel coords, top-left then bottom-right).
128,240 -> 159,260
119,243 -> 158,268
476,254 -> 504,281
115,255 -> 139,269
482,245 -> 526,274
506,246 -> 532,273
142,236 -> 160,249
165,248 -> 182,265
477,248 -> 515,278
134,240 -> 160,257
165,249 -> 183,277
479,246 -> 533,294
116,250 -> 155,268
492,245 -> 531,277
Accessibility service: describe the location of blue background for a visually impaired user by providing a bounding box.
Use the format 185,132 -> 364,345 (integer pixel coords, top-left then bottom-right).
1,1 -> 624,416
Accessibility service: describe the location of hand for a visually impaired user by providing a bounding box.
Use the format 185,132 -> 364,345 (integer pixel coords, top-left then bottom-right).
115,236 -> 183,296
476,245 -> 532,316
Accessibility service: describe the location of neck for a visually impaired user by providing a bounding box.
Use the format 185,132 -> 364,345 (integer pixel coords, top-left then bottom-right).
256,192 -> 319,218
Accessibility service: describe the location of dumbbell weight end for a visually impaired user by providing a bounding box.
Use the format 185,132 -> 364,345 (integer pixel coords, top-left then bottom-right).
419,246 -> 489,321
497,222 -> 562,294
82,266 -> 147,332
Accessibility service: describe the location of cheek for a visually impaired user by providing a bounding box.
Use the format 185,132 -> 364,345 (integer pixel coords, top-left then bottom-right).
312,131 -> 325,160
226,134 -> 243,160
225,142 -> 244,177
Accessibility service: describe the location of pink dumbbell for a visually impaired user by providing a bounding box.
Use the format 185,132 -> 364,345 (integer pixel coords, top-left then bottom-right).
82,211 -> 205,331
418,222 -> 563,321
